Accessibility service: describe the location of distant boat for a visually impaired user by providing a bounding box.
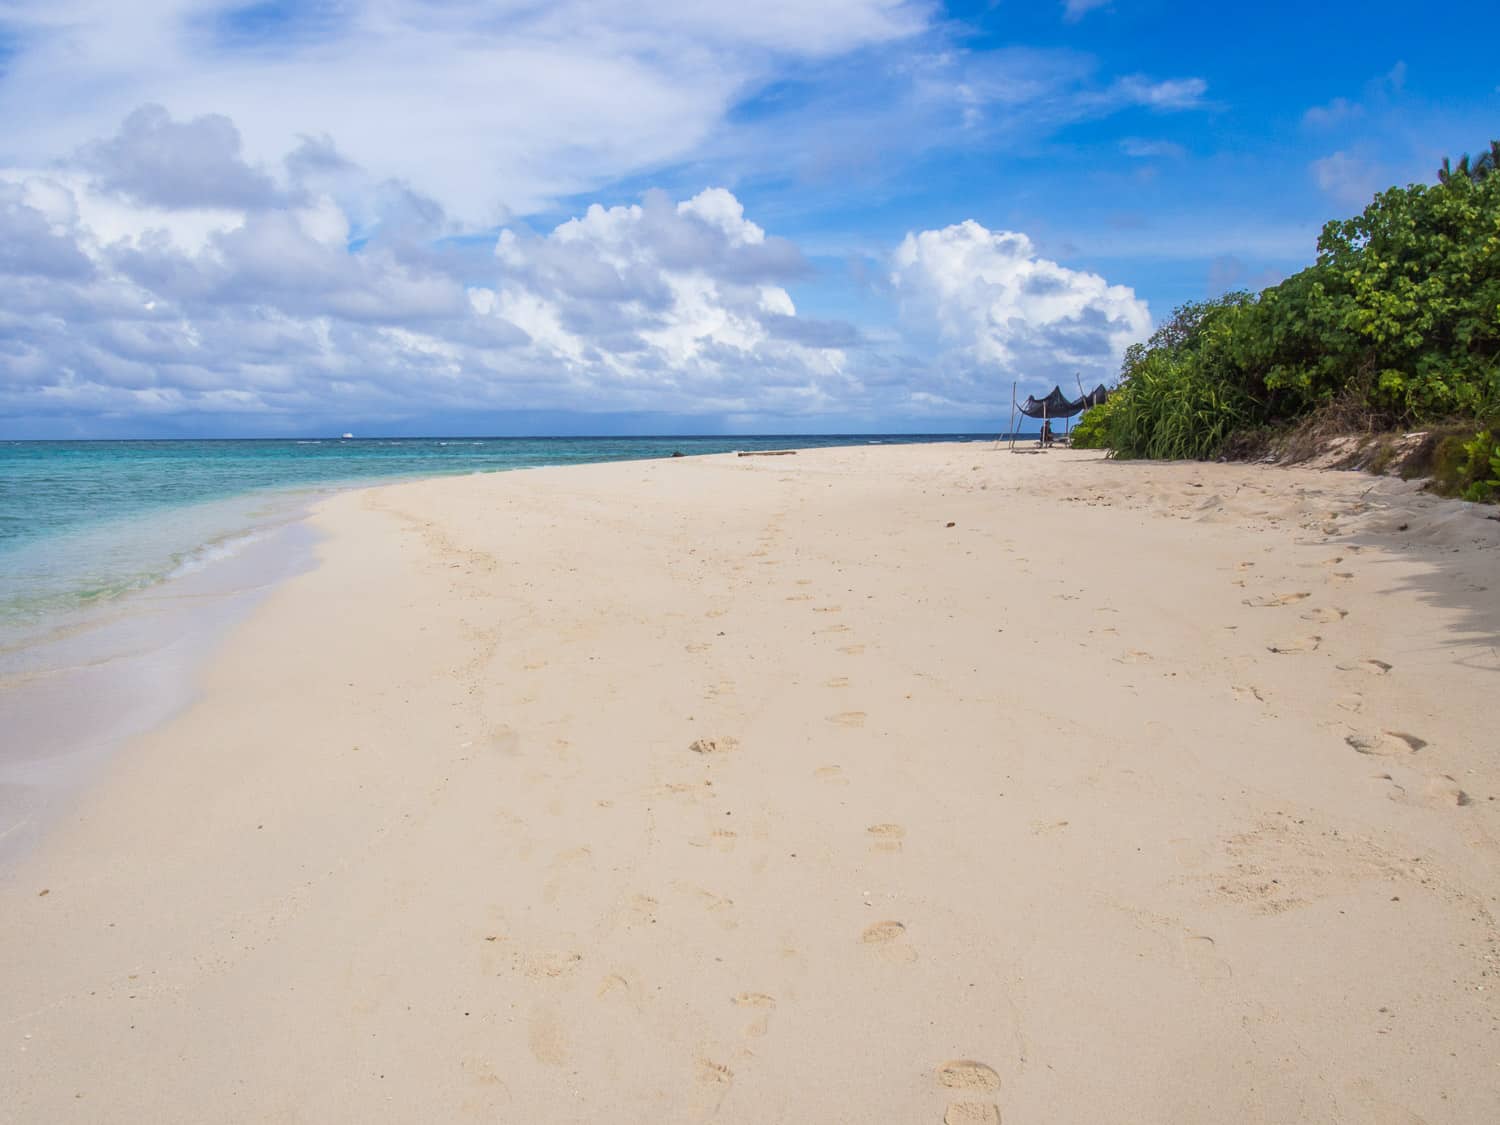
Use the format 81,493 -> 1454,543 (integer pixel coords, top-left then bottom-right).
341,432 -> 354,439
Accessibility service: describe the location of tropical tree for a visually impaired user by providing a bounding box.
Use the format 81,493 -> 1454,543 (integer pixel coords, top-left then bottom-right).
1099,139 -> 1500,461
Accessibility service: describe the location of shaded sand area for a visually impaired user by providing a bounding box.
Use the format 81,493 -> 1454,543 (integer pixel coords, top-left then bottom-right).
3,443 -> 1499,1123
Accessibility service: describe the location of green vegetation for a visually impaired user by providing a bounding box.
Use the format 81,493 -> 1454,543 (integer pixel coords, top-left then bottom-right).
1069,392 -> 1117,449
1085,140 -> 1500,499
1433,428 -> 1500,502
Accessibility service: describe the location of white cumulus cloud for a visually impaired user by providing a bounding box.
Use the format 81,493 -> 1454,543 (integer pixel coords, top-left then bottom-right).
891,220 -> 1150,400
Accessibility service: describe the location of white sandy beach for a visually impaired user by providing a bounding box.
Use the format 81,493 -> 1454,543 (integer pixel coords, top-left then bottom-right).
3,442 -> 1499,1123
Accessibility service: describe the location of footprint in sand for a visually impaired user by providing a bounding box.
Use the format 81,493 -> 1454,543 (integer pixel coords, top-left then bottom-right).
785,594 -> 813,602
1372,770 -> 1470,808
626,894 -> 659,926
838,643 -> 866,655
1267,635 -> 1321,654
813,605 -> 842,613
1115,649 -> 1153,664
828,711 -> 867,728
709,829 -> 738,852
1243,592 -> 1311,608
690,736 -> 740,755
1421,776 -> 1470,808
520,949 -> 583,980
487,725 -> 521,755
814,765 -> 850,785
861,920 -> 918,962
528,1005 -> 568,1065
937,1060 -> 1001,1124
1301,606 -> 1348,623
597,969 -> 646,1008
1181,933 -> 1232,982
1346,730 -> 1429,756
867,823 -> 906,853
685,642 -> 712,654
658,780 -> 714,803
943,1105 -> 1000,1125
676,883 -> 737,929
732,992 -> 777,1037
1337,658 -> 1392,675
695,1058 -> 734,1093
1231,684 -> 1267,704
937,1060 -> 1001,1090
825,675 -> 851,688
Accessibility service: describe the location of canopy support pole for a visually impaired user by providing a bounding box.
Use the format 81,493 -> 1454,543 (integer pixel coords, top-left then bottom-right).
1007,382 -> 1018,452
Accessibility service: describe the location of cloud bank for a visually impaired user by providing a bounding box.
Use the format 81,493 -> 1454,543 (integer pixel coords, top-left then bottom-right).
0,104 -> 1153,435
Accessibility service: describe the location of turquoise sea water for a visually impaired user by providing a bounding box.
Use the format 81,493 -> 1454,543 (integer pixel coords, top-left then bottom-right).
0,435 -> 989,648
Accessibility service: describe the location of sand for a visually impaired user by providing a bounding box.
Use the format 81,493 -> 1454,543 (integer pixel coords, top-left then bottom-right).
3,442 -> 1499,1123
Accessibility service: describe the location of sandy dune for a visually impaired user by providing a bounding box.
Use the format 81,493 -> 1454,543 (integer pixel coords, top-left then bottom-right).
3,443 -> 1499,1123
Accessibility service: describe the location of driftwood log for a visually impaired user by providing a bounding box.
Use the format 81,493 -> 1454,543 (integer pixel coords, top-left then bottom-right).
736,450 -> 798,457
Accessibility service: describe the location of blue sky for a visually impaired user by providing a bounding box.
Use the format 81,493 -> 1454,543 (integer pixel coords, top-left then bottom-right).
0,0 -> 1495,437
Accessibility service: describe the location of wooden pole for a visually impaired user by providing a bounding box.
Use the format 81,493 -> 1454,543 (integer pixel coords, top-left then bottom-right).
1008,382 -> 1017,451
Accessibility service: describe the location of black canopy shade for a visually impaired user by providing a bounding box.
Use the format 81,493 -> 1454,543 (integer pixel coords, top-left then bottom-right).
1017,384 -> 1109,420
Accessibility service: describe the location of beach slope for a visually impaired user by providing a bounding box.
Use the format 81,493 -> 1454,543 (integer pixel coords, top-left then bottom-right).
3,444 -> 1499,1123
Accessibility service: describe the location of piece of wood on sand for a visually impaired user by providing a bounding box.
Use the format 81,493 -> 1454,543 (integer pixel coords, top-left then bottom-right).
737,449 -> 798,457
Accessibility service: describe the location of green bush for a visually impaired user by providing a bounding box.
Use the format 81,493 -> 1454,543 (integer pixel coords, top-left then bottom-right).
1100,139 -> 1500,466
1437,429 -> 1500,502
1110,351 -> 1257,460
1105,294 -> 1264,460
1070,394 -> 1117,449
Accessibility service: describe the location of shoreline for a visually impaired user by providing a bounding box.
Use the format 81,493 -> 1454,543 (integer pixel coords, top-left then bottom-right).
2,443 -> 1498,1122
0,516 -> 320,867
0,437 -> 988,868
